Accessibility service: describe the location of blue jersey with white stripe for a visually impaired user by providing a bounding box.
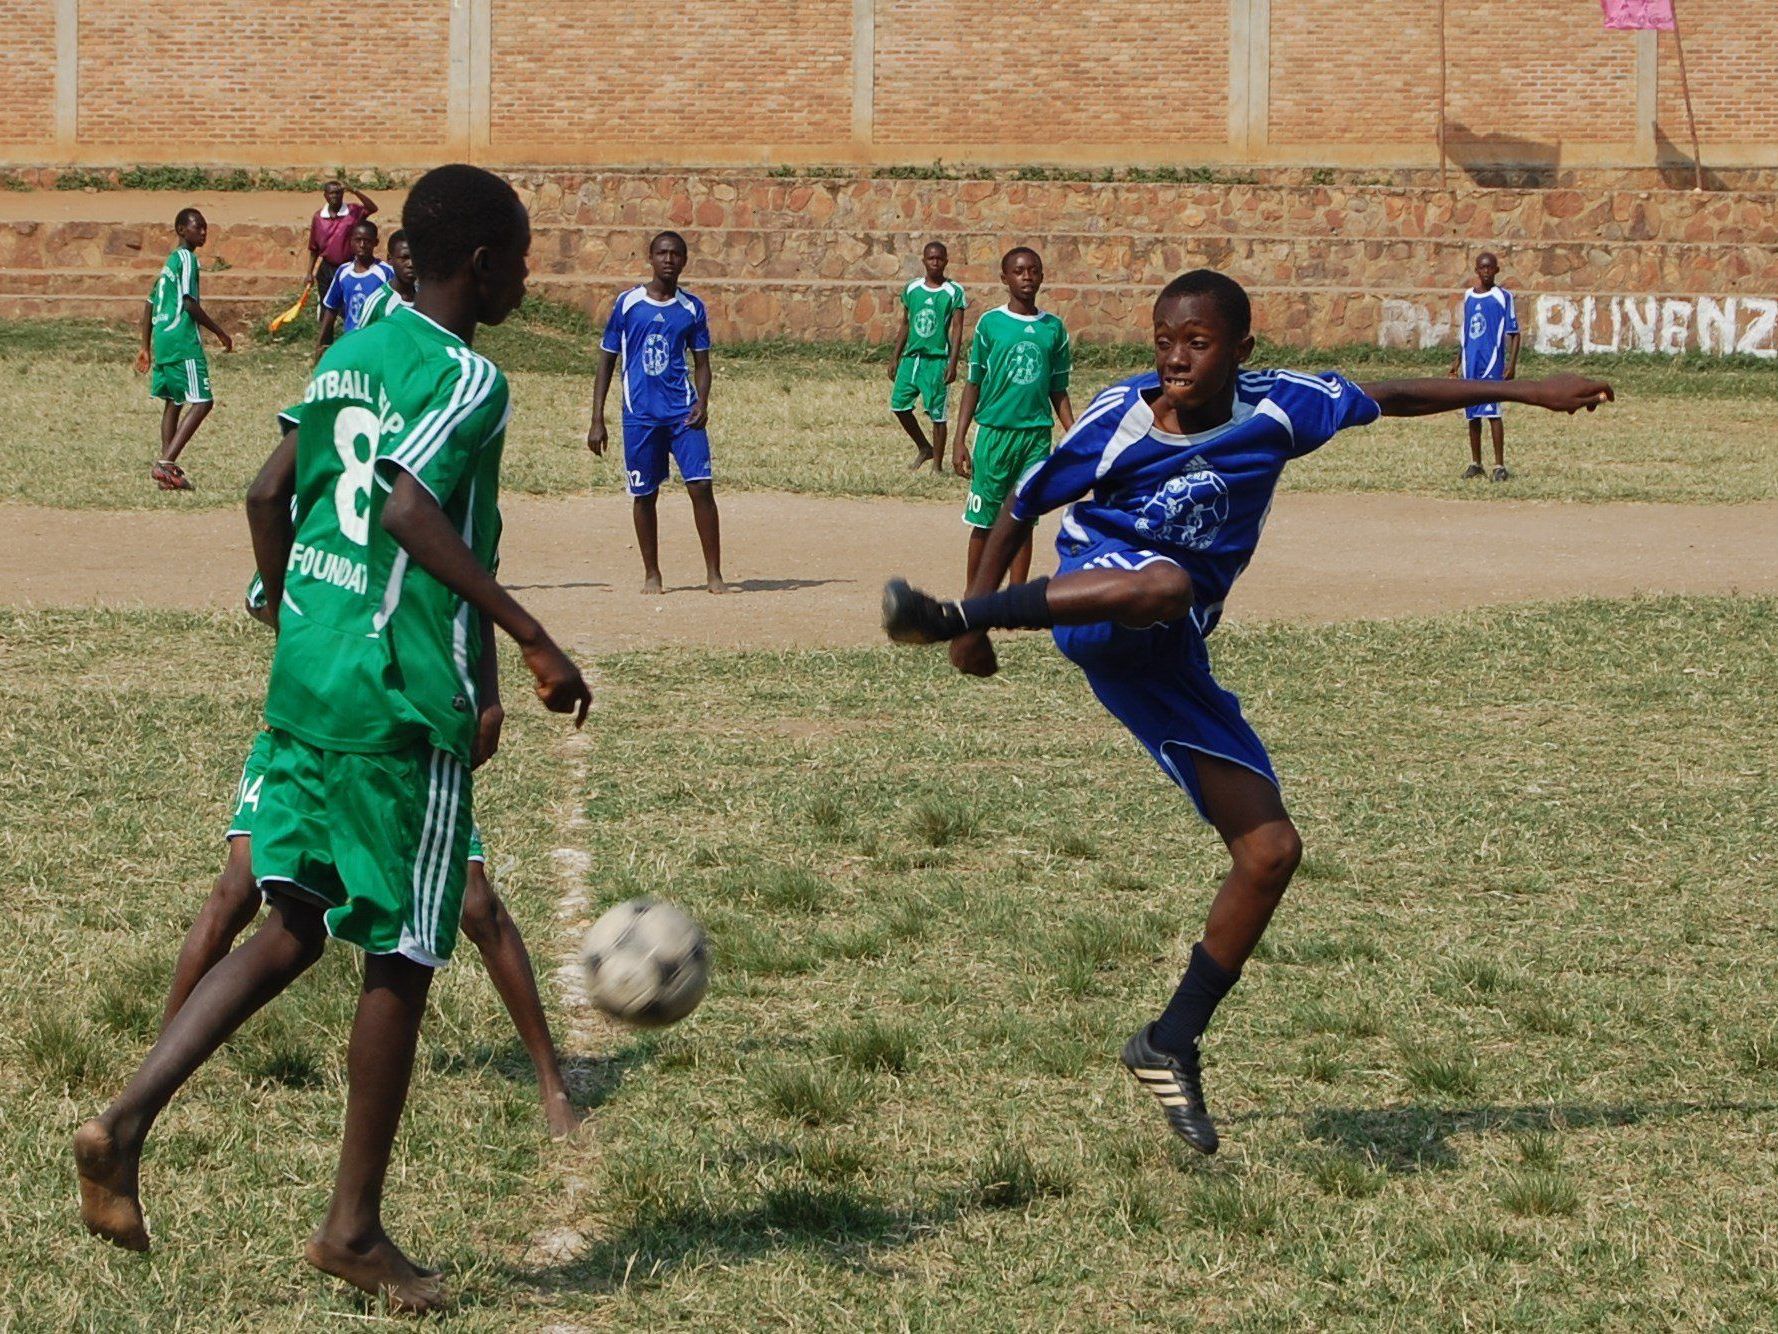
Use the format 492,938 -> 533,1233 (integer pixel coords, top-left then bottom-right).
323,261 -> 396,334
1009,368 -> 1380,634
600,286 -> 711,424
1460,286 -> 1518,380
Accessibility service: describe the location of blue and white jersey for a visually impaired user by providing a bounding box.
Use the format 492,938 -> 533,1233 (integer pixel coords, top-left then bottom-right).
600,285 -> 711,425
1460,286 -> 1518,380
322,261 -> 396,333
1009,368 -> 1381,635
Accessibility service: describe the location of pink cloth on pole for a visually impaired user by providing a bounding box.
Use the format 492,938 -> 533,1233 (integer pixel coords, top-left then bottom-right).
1600,0 -> 1675,30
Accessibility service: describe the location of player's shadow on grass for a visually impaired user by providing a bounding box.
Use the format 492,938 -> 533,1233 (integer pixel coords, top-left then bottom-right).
428,1041 -> 650,1114
1299,1098 -> 1778,1173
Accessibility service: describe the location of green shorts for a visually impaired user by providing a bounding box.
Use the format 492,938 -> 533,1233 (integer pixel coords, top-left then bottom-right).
227,728 -> 484,860
250,729 -> 475,966
965,425 -> 1053,530
891,353 -> 950,422
150,354 -> 212,404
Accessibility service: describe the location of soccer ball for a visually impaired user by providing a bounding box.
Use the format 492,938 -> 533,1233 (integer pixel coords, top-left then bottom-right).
579,898 -> 709,1028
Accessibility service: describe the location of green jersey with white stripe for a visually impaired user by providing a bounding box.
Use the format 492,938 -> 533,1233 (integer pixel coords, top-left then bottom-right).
263,304 -> 509,763
355,282 -> 411,331
150,246 -> 203,362
900,278 -> 966,359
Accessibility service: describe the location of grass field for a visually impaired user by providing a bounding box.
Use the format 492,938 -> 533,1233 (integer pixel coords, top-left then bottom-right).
3,314 -> 1775,511
4,599 -> 1775,1328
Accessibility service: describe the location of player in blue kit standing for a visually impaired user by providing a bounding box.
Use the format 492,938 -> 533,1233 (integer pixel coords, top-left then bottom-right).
586,231 -> 728,594
882,270 -> 1612,1156
314,220 -> 395,362
1450,251 -> 1520,481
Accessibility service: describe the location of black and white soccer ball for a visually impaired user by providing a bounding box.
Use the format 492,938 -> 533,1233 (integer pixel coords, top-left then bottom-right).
580,898 -> 709,1028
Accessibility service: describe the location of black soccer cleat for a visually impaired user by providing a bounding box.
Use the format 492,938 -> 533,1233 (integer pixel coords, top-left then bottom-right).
1121,1023 -> 1219,1155
881,577 -> 962,645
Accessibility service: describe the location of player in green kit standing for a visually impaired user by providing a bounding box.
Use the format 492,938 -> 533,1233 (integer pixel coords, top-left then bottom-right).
888,240 -> 966,471
954,246 -> 1073,586
138,207 -> 233,491
75,166 -> 591,1314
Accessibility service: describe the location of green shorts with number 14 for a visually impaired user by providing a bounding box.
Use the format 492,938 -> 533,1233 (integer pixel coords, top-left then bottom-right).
964,425 -> 1052,530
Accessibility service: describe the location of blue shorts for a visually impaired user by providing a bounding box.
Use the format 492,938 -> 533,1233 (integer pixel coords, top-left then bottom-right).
1464,401 -> 1501,420
1051,551 -> 1276,823
622,418 -> 712,496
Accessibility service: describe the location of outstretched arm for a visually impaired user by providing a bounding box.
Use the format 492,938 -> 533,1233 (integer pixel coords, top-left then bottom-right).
1359,372 -> 1612,418
245,427 -> 299,624
382,472 -> 590,723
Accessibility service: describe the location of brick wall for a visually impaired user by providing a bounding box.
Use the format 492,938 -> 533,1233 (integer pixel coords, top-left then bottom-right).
1,1 -> 1775,169
0,2 -> 57,146
873,0 -> 1227,146
75,0 -> 450,150
491,0 -> 853,151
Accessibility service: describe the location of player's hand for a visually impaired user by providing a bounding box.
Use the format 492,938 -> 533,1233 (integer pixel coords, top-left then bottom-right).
1504,367 -> 1517,381
944,364 -> 959,385
134,348 -> 150,375
220,332 -> 236,354
246,597 -> 278,632
953,447 -> 972,479
585,422 -> 607,455
471,700 -> 505,769
1524,373 -> 1614,414
950,629 -> 997,677
522,639 -> 592,726
685,398 -> 708,430
885,360 -> 897,382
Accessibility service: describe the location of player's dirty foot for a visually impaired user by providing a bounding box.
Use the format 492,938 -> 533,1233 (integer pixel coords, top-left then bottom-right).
881,577 -> 963,644
1461,462 -> 1484,479
910,445 -> 934,471
706,576 -> 731,595
640,573 -> 664,595
306,1229 -> 447,1315
1120,1024 -> 1219,1156
542,1090 -> 587,1140
74,1119 -> 149,1251
1491,465 -> 1511,482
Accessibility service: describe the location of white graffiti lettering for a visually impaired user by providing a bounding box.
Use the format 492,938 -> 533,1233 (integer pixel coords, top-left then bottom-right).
1387,294 -> 1776,358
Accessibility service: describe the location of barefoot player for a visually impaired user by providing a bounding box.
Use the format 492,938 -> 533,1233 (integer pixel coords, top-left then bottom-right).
888,241 -> 966,471
76,165 -> 591,1314
884,269 -> 1611,1157
586,231 -> 728,594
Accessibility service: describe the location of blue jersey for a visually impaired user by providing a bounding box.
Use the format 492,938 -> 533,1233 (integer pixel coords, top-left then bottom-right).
600,285 -> 711,425
322,261 -> 396,334
1460,286 -> 1518,380
1009,369 -> 1380,634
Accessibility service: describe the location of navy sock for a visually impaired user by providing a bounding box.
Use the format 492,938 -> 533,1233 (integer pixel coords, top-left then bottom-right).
1150,942 -> 1241,1057
957,577 -> 1052,632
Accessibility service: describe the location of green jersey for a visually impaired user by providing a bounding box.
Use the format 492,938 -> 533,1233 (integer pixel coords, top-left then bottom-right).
149,246 -> 203,362
966,306 -> 1071,429
900,278 -> 966,359
263,304 -> 510,763
356,282 -> 411,331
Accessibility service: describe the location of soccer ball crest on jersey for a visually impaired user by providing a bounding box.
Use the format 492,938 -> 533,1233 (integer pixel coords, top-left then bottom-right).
641,331 -> 671,377
912,307 -> 940,339
1134,464 -> 1231,551
1469,310 -> 1487,340
1007,339 -> 1045,386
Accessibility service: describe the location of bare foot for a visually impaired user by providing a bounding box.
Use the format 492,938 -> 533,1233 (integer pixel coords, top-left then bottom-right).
542,1090 -> 586,1140
306,1229 -> 447,1315
910,446 -> 934,471
74,1119 -> 149,1252
640,573 -> 663,595
706,576 -> 731,595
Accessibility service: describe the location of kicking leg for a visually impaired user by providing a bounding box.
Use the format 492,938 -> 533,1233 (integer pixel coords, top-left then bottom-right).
306,952 -> 446,1315
893,408 -> 934,470
161,836 -> 262,1028
686,480 -> 727,593
163,400 -> 213,466
76,893 -> 326,1250
632,492 -> 662,594
460,865 -> 582,1138
888,558 -> 1194,644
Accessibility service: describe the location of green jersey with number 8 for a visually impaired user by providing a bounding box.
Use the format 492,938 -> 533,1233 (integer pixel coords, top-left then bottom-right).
263,304 -> 510,763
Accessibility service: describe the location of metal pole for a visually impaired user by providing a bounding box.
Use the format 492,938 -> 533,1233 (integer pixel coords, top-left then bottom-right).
1669,0 -> 1705,191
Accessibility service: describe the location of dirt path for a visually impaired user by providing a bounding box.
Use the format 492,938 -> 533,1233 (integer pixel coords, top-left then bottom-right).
4,490 -> 1774,653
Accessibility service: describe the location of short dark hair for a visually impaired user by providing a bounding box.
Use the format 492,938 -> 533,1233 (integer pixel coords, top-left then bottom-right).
350,218 -> 378,239
386,228 -> 407,250
1156,269 -> 1252,338
402,164 -> 524,281
650,230 -> 687,253
173,207 -> 202,230
923,239 -> 948,254
1001,245 -> 1040,270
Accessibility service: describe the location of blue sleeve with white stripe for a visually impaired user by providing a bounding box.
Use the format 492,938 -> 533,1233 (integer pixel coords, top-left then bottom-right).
1267,370 -> 1381,458
599,294 -> 625,355
1503,289 -> 1520,336
321,268 -> 346,312
689,295 -> 711,352
376,359 -> 510,505
1006,385 -> 1136,520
